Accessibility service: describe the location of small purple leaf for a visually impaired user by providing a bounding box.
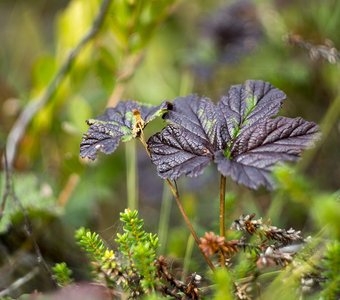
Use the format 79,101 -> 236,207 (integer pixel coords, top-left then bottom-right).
217,80 -> 286,144
80,101 -> 171,160
215,117 -> 320,189
147,125 -> 214,179
215,151 -> 275,189
80,123 -> 124,160
164,95 -> 220,149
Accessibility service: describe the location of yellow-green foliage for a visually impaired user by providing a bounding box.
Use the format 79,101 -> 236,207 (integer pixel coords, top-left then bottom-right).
52,262 -> 73,287
75,209 -> 159,296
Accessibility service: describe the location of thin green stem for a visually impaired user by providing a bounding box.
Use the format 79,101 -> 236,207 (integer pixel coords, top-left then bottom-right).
219,175 -> 226,267
299,94 -> 340,171
126,140 -> 138,210
182,234 -> 195,281
157,182 -> 172,255
220,175 -> 226,238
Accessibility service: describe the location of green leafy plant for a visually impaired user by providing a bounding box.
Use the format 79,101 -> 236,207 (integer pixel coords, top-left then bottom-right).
52,262 -> 73,287
75,209 -> 201,299
76,209 -> 158,296
115,209 -> 159,292
50,208 -> 340,299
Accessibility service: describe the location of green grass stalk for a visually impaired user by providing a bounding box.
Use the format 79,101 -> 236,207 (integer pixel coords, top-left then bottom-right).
126,140 -> 138,211
219,175 -> 226,267
182,234 -> 195,281
158,182 -> 172,255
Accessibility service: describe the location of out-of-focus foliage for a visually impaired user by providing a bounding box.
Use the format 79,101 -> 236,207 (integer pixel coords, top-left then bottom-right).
0,173 -> 59,233
52,262 -> 73,287
320,241 -> 340,299
212,268 -> 233,300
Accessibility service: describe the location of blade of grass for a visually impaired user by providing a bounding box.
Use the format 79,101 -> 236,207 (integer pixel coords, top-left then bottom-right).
219,175 -> 226,267
126,140 -> 138,210
182,234 -> 195,281
158,181 -> 172,255
299,94 -> 340,171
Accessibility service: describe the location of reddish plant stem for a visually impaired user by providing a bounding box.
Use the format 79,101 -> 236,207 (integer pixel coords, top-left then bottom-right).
139,135 -> 215,271
166,179 -> 215,271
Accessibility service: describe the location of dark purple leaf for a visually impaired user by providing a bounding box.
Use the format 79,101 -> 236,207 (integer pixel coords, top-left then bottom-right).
147,124 -> 214,179
80,123 -> 124,160
217,80 -> 286,145
80,101 -> 171,160
164,95 -> 220,148
147,80 -> 319,189
215,117 -> 320,189
80,80 -> 320,191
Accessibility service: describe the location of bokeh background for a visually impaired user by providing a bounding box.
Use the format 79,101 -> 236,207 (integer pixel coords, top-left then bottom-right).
1,0 -> 339,296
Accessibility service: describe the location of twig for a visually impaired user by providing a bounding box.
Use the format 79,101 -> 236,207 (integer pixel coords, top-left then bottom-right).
0,148 -> 11,218
5,0 -> 113,169
285,33 -> 340,64
1,153 -> 57,286
156,256 -> 200,299
57,173 -> 80,207
166,180 -> 200,246
0,267 -> 40,297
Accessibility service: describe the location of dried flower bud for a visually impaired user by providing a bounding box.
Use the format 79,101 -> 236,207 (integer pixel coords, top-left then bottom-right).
200,232 -> 226,256
232,214 -> 304,246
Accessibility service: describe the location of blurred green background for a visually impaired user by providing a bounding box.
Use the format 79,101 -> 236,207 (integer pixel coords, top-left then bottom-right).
0,0 -> 339,296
